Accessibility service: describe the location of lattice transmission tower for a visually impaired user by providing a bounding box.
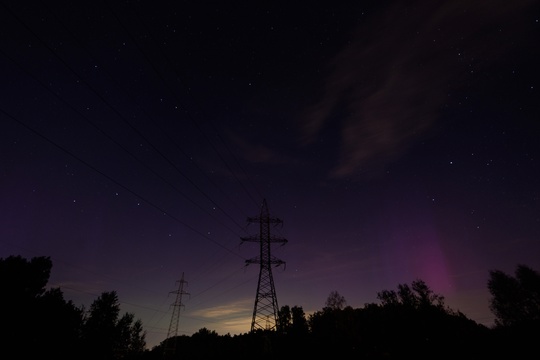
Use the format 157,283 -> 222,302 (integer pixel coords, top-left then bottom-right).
163,272 -> 189,358
241,198 -> 287,332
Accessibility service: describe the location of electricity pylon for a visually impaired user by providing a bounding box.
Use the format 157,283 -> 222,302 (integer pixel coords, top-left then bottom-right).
241,199 -> 287,332
164,273 -> 189,357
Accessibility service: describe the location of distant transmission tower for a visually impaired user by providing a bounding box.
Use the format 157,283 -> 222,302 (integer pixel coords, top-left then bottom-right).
241,198 -> 287,332
163,273 -> 189,357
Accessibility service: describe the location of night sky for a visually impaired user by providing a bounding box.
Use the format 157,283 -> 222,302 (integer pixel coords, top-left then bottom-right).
1,0 -> 539,349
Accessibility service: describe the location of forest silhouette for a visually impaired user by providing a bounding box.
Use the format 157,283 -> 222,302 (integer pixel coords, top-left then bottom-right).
1,255 -> 539,359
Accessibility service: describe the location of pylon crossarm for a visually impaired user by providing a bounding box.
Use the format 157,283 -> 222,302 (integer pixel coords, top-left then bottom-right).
245,257 -> 261,265
240,235 -> 260,242
268,235 -> 287,243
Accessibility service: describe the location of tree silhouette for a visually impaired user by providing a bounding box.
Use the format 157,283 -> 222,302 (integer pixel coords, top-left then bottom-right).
37,287 -> 84,355
487,264 -> 540,357
277,305 -> 292,333
377,279 -> 446,310
0,255 -> 85,358
372,278 -> 489,358
290,305 -> 308,336
1,255 -> 51,300
82,291 -> 146,360
324,290 -> 347,310
0,255 -> 149,359
488,264 -> 540,327
11,254 -> 540,358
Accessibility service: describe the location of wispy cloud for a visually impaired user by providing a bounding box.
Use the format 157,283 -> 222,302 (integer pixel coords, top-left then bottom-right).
190,298 -> 254,334
299,0 -> 535,179
191,298 -> 252,319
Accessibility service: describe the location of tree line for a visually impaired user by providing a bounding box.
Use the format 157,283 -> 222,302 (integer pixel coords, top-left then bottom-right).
0,255 -> 144,360
1,255 -> 539,359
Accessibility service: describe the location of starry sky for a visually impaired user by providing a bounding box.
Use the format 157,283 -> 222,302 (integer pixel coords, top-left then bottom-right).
1,0 -> 539,349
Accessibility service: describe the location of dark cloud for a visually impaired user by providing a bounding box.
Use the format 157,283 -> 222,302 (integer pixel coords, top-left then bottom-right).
299,0 -> 536,178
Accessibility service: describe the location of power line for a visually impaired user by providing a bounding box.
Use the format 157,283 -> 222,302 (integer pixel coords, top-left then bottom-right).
119,2 -> 264,207
1,1 -> 247,236
1,107 -> 244,260
40,0 -> 251,234
0,47 -> 245,239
